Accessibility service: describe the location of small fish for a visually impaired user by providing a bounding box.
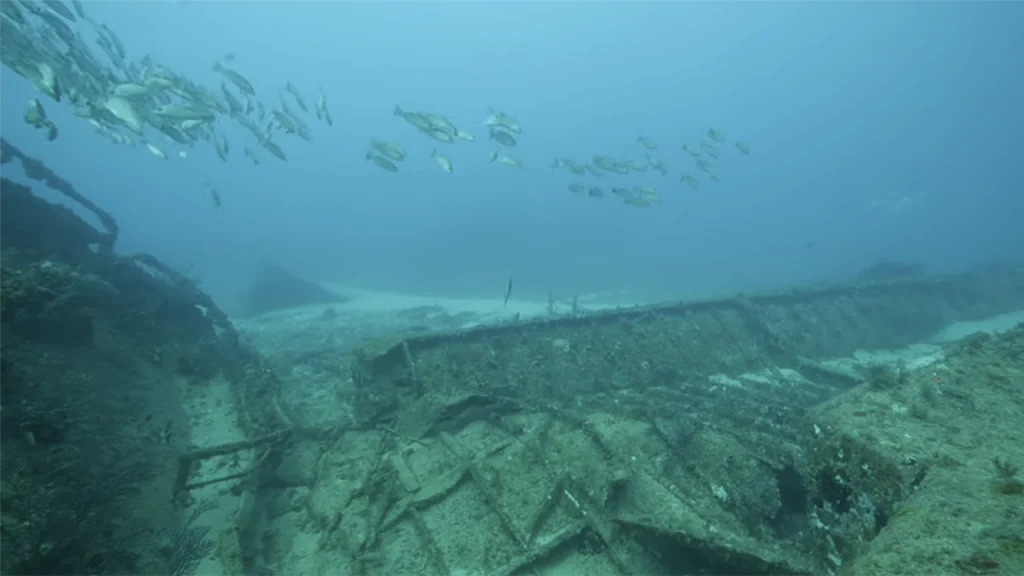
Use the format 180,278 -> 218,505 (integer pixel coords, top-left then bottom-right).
587,187 -> 604,199
112,83 -> 153,98
145,76 -> 175,90
70,0 -> 85,17
243,147 -> 260,165
483,110 -> 521,134
563,160 -> 586,175
735,140 -> 751,155
370,139 -> 406,162
611,187 -> 633,200
455,130 -> 474,142
394,105 -> 433,131
213,61 -> 255,96
366,151 -> 398,172
179,119 -> 208,131
633,185 -> 661,204
680,172 -> 702,190
682,144 -> 702,158
424,129 -> 455,144
209,187 -> 222,209
637,135 -> 658,150
221,83 -> 245,115
432,149 -> 453,173
488,149 -> 524,169
503,277 -> 513,307
44,122 -> 58,141
592,156 -> 617,171
103,96 -> 143,134
145,142 -> 167,160
568,183 -> 586,195
608,163 -> 630,175
316,91 -> 334,127
489,128 -> 517,147
43,1 -> 76,21
214,135 -> 229,162
154,104 -> 214,121
2,2 -> 26,24
424,114 -> 457,136
31,60 -> 61,102
24,99 -> 46,127
260,139 -> 288,161
284,82 -> 308,112
706,128 -> 726,142
646,154 -> 668,176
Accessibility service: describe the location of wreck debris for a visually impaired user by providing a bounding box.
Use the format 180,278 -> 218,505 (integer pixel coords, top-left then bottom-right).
128,252 -> 238,347
303,266 -> 1024,575
241,263 -> 349,318
0,143 -> 265,576
1,137 -> 119,254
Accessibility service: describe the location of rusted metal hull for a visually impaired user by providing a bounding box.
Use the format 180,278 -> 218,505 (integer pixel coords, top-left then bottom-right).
353,265 -> 1024,418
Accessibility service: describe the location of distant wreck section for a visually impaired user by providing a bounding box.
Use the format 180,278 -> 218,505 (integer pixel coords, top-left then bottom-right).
0,139 -> 286,576
241,262 -> 349,318
355,264 -> 1024,415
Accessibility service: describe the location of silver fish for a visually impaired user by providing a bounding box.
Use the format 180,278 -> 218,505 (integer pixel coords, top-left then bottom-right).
366,152 -> 398,172
432,149 -> 453,173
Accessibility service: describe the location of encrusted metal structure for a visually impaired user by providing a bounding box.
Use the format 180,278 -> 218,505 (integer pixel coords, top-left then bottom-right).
0,141 -> 253,575
312,264 -> 1024,575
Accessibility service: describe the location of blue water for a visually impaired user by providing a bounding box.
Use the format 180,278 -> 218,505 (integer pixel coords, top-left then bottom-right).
3,2 -> 1022,313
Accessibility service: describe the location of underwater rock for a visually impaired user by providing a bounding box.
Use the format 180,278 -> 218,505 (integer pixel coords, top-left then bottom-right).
240,263 -> 349,318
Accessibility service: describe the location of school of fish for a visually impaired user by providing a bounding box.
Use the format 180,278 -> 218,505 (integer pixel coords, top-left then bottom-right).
2,0 -> 752,210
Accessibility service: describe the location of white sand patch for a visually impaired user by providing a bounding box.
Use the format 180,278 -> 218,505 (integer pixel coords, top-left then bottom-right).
325,285 -> 552,321
242,285 -> 652,330
927,309 -> 1024,343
